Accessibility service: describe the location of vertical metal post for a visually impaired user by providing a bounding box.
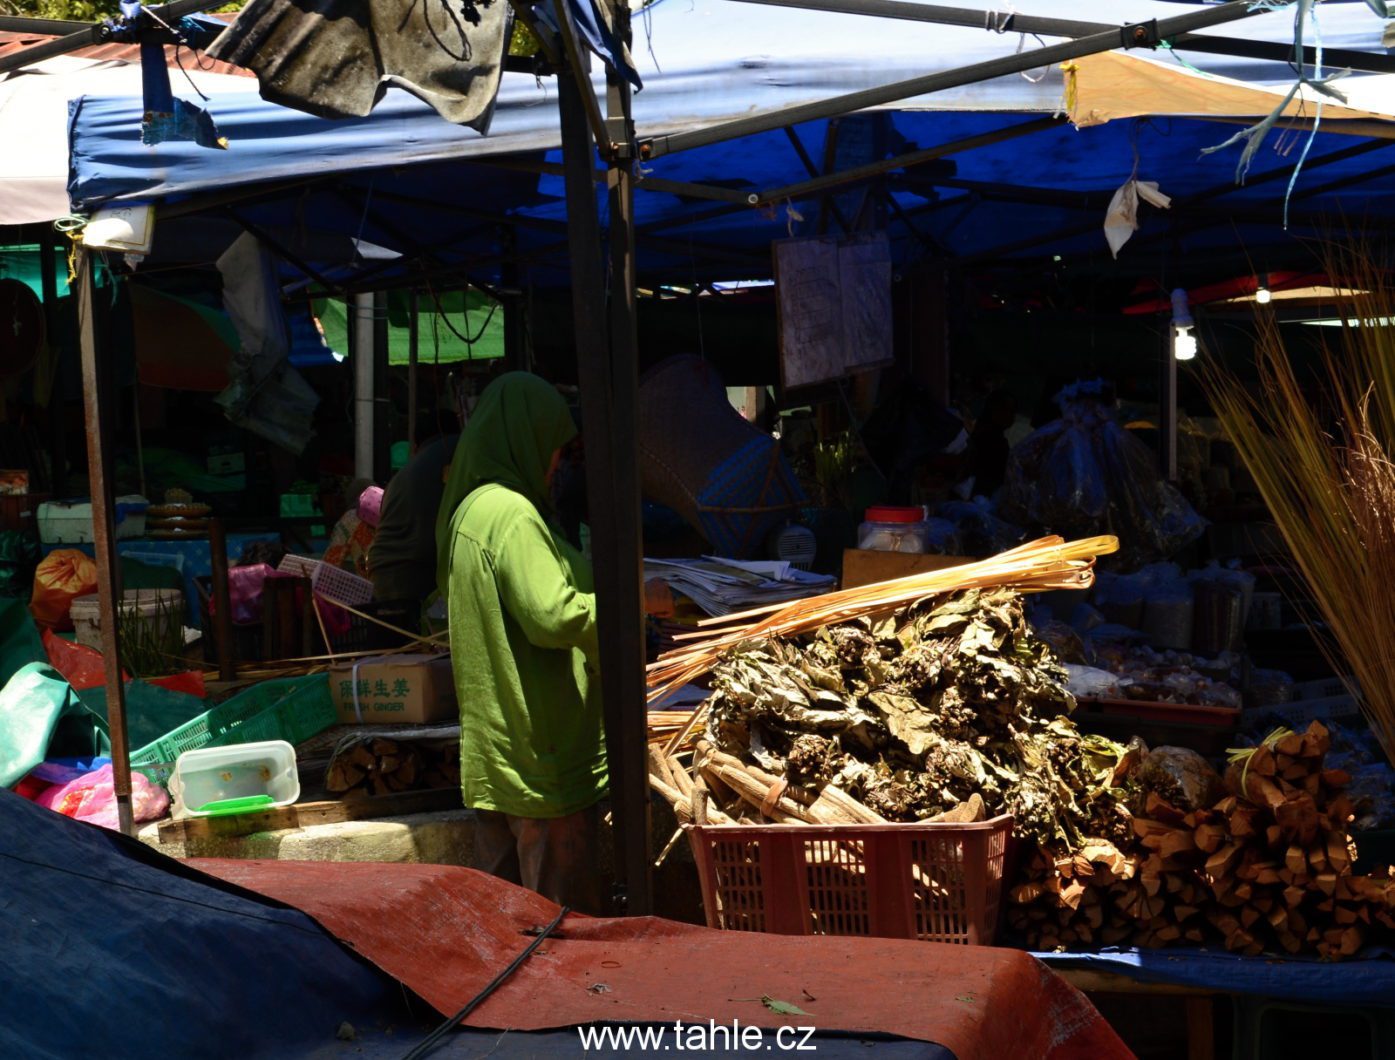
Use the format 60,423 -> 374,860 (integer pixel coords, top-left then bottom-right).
209,518 -> 236,681
559,45 -> 652,915
353,292 -> 375,482
1162,324 -> 1178,482
373,291 -> 390,483
75,249 -> 133,836
39,238 -> 65,496
604,12 -> 652,916
408,289 -> 419,453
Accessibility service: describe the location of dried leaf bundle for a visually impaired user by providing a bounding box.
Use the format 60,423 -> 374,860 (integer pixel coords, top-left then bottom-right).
695,588 -> 1131,848
647,535 -> 1118,703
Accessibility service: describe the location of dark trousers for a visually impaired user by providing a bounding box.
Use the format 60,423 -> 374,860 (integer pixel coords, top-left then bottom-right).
472,803 -> 602,915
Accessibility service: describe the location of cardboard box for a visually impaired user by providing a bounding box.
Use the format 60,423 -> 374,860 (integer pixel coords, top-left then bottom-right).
329,654 -> 458,724
841,548 -> 977,590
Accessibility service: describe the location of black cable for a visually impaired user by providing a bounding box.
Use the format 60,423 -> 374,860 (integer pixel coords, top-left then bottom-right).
400,904 -> 570,1060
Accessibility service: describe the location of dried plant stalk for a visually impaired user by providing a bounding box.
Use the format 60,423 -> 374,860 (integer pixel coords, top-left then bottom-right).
1203,239 -> 1395,766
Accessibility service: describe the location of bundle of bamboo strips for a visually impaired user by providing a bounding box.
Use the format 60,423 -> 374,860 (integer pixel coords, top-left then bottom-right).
1009,722 -> 1395,958
646,535 -> 1118,703
1202,241 -> 1395,766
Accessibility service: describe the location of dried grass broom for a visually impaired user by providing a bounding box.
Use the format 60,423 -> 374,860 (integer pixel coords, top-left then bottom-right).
1202,238 -> 1395,766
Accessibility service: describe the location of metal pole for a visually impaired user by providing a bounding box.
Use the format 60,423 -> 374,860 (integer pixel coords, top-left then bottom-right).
0,0 -> 233,75
605,3 -> 652,916
75,249 -> 133,836
639,0 -> 1264,159
559,52 -> 652,916
408,288 -> 419,454
353,292 -> 375,482
209,517 -> 236,681
718,0 -> 1395,76
38,238 -> 65,496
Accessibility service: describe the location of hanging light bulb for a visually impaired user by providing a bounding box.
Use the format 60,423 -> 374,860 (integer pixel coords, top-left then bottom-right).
1255,273 -> 1272,305
1173,326 -> 1198,361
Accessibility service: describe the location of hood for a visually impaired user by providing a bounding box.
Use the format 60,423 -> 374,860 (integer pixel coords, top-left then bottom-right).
435,372 -> 577,596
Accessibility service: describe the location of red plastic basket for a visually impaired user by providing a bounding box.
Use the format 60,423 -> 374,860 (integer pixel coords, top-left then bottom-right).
686,815 -> 1012,945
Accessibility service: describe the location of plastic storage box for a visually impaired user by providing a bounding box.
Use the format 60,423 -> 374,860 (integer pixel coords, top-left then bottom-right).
37,495 -> 149,544
168,739 -> 299,817
687,815 -> 1012,944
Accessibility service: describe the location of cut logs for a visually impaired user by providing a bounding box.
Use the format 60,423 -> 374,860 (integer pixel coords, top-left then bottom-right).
325,736 -> 460,796
1009,722 -> 1395,960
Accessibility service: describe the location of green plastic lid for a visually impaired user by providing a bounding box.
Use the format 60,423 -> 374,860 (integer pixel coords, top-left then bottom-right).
192,794 -> 276,817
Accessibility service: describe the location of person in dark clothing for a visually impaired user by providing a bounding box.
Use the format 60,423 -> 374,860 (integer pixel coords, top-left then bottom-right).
369,433 -> 460,606
966,390 -> 1016,500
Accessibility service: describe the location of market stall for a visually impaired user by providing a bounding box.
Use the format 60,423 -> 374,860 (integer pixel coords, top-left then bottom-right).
6,1 -> 1395,1054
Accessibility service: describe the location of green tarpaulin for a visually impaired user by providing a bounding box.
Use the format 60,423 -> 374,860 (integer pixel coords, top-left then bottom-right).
315,289 -> 504,364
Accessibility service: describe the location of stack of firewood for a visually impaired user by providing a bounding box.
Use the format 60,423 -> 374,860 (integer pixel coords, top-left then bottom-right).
325,736 -> 461,797
1009,722 -> 1395,959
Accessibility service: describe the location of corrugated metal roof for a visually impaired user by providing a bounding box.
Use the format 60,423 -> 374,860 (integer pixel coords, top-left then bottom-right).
0,29 -> 252,78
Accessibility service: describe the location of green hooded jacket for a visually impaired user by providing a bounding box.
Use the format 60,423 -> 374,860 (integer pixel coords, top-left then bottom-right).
438,373 -> 605,818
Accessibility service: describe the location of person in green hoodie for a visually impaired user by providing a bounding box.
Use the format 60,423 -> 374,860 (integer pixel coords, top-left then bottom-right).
435,372 -> 605,913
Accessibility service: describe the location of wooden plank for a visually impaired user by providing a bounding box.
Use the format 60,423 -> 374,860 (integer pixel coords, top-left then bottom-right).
157,788 -> 463,843
841,549 -> 976,590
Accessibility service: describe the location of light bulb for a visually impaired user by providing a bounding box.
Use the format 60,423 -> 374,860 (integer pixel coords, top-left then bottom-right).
1255,283 -> 1272,305
1173,325 -> 1197,361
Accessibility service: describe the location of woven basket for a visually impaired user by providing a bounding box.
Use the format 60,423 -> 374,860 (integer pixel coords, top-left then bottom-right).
638,355 -> 805,558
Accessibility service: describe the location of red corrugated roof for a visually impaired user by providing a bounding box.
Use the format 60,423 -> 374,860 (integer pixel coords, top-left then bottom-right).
0,28 -> 252,78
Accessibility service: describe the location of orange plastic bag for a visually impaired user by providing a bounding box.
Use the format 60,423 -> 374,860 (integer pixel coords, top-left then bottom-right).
30,550 -> 97,631
42,627 -> 121,689
42,628 -> 206,698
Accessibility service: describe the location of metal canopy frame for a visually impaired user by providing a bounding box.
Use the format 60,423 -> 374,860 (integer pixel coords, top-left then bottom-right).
636,0 -> 1267,159
718,0 -> 1395,76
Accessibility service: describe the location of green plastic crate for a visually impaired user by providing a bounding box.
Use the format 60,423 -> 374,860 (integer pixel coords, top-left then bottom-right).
131,675 -> 335,785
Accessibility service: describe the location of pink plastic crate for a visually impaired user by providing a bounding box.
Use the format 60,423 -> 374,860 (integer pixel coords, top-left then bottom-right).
686,815 -> 1012,945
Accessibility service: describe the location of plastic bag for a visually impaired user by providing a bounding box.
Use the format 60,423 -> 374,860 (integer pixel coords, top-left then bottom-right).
42,628 -> 205,698
1136,746 -> 1223,812
1064,663 -> 1127,699
35,762 -> 168,829
935,499 -> 1026,556
43,628 -> 119,690
30,549 -> 98,630
1000,380 -> 1205,566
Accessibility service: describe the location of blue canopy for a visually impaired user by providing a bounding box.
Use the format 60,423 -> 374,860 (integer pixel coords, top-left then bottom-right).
65,0 -> 1395,284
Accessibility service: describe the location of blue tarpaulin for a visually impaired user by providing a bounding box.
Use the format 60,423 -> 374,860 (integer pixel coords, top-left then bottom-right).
0,789 -> 407,1058
63,0 -> 1395,284
1034,945 -> 1395,1007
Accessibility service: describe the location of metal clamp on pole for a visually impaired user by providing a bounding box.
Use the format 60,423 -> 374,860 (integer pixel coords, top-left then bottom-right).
1121,19 -> 1160,50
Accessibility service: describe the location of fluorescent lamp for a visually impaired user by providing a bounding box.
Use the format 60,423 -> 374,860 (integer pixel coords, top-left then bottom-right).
1173,325 -> 1197,361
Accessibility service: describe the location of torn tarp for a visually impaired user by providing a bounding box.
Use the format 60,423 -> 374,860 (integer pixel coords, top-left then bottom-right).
215,232 -> 318,454
206,0 -> 513,131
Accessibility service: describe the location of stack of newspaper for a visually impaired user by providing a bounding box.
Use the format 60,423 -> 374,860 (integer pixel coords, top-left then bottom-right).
642,556 -> 834,617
